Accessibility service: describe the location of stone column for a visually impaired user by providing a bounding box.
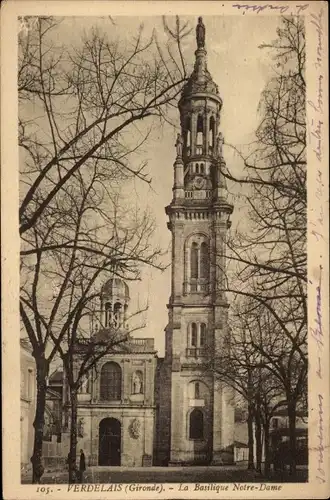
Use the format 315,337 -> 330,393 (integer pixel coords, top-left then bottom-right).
172,223 -> 184,299
173,159 -> 184,200
191,111 -> 197,156
213,220 -> 224,299
197,246 -> 201,292
90,416 -> 99,466
205,110 -> 210,155
144,410 -> 154,459
169,372 -> 185,464
123,360 -> 129,402
211,378 -> 223,464
183,240 -> 189,295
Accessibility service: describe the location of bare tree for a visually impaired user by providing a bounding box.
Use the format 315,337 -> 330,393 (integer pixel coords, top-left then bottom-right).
19,16 -> 190,237
245,299 -> 307,476
59,298 -> 149,483
209,301 -> 287,473
213,16 -> 306,477
20,155 -> 163,482
19,16 -> 191,483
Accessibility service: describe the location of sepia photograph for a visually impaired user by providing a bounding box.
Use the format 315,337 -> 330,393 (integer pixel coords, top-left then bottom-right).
1,1 -> 328,499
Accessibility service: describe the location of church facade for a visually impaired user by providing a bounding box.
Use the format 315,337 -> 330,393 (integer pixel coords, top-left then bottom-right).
69,278 -> 158,468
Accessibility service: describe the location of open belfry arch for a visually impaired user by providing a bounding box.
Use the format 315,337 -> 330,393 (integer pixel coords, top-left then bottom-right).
156,17 -> 235,465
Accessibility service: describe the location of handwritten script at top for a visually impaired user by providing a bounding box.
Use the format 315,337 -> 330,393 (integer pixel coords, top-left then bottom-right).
309,8 -> 325,245
308,8 -> 324,164
232,4 -> 309,15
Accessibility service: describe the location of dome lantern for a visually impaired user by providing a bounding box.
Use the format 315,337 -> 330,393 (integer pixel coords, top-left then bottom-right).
100,277 -> 130,331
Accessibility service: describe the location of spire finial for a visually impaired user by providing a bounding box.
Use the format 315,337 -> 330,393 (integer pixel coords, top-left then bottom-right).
196,16 -> 205,49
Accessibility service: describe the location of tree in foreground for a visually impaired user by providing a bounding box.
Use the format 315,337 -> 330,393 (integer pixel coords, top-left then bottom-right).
19,16 -> 191,483
215,16 -> 306,476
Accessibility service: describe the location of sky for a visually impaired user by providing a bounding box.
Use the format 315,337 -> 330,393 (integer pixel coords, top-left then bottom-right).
22,15 -> 281,356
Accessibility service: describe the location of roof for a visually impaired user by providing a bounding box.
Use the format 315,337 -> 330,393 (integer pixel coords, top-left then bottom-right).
181,60 -> 219,101
101,278 -> 129,300
234,441 -> 249,448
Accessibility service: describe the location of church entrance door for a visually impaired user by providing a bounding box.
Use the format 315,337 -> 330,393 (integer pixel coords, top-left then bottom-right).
98,418 -> 121,466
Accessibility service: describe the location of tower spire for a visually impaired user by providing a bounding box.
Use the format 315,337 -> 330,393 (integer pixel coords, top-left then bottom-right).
160,16 -> 235,468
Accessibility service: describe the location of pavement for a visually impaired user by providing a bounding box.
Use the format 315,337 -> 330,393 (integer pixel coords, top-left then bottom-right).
21,465 -> 308,484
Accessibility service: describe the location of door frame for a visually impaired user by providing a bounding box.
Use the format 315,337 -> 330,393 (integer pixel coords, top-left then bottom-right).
98,417 -> 121,466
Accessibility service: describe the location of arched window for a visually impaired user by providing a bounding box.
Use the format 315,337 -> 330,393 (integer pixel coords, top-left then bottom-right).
200,163 -> 204,174
200,323 -> 206,346
209,116 -> 215,149
191,242 -> 199,279
187,129 -> 191,147
186,235 -> 210,293
189,409 -> 204,439
195,382 -> 200,399
105,302 -> 112,327
200,242 -> 209,279
196,115 -> 203,151
196,163 -> 199,173
185,117 -> 191,155
100,362 -> 122,400
191,323 -> 198,347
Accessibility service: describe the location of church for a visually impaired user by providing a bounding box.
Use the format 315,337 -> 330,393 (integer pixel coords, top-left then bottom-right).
36,17 -> 236,469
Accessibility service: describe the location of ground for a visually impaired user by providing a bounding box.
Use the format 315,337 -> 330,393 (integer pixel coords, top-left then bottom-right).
21,465 -> 308,484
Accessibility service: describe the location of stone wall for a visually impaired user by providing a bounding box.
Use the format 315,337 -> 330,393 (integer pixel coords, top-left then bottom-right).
20,345 -> 36,468
154,359 -> 172,465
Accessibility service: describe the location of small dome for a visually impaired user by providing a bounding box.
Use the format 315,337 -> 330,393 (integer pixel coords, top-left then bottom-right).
101,277 -> 130,300
181,67 -> 219,100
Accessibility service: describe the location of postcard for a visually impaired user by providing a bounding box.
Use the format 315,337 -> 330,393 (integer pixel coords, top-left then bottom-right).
1,1 -> 329,499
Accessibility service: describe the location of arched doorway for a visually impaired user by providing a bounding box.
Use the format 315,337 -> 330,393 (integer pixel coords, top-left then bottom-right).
99,418 -> 121,466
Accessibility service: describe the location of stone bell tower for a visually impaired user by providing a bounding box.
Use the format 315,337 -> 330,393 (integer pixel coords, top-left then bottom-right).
157,17 -> 235,465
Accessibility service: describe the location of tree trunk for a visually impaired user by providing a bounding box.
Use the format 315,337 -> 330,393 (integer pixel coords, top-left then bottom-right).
255,408 -> 262,473
263,420 -> 270,477
287,399 -> 297,477
68,388 -> 78,484
247,402 -> 255,470
31,357 -> 48,484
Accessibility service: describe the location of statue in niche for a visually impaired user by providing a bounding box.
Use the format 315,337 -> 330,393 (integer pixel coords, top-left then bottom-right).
132,372 -> 143,394
196,17 -> 205,49
78,417 -> 85,438
217,132 -> 224,157
175,133 -> 183,158
79,373 -> 89,394
129,418 -> 141,439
